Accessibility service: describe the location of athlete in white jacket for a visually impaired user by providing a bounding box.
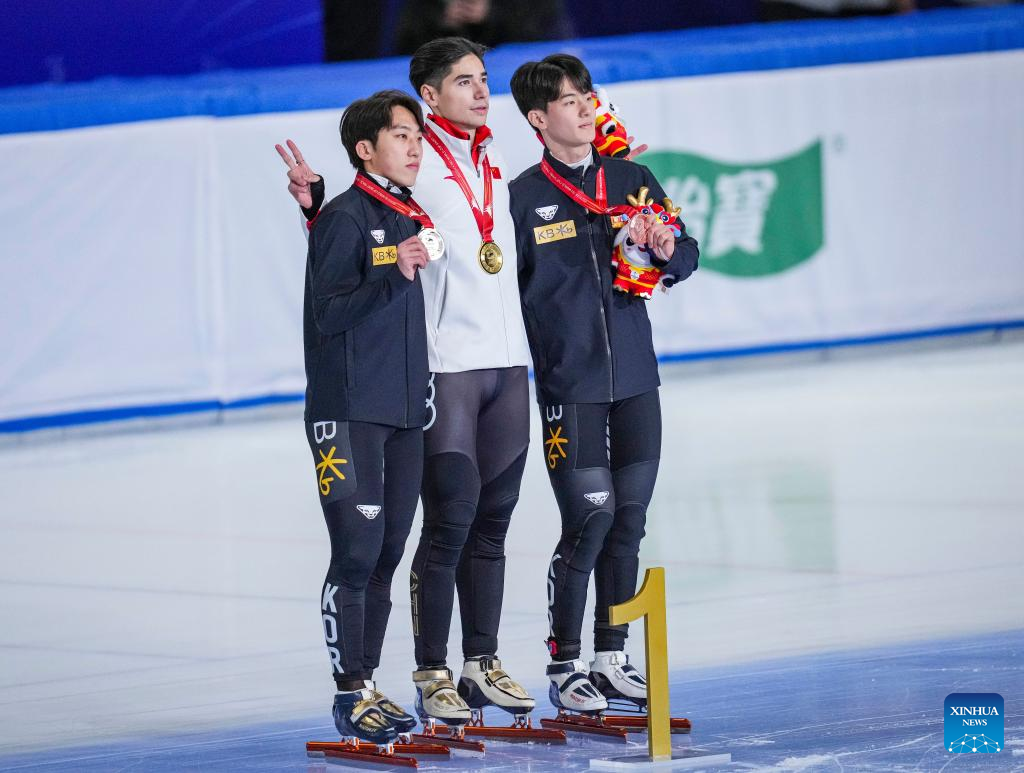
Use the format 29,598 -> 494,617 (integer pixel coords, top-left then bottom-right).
278,38 -> 535,727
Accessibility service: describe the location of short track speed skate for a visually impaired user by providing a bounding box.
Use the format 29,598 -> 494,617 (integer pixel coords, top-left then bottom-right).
540,659 -> 628,740
540,655 -> 692,739
589,650 -> 647,708
305,688 -> 451,768
590,651 -> 692,734
409,667 -> 486,752
455,657 -> 565,743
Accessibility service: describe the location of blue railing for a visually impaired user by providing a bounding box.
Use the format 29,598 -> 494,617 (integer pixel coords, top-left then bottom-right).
1,6 -> 1021,136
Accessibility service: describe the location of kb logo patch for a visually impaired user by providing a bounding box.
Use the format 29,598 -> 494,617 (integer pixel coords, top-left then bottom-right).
945,693 -> 1003,753
372,245 -> 398,265
534,219 -> 577,245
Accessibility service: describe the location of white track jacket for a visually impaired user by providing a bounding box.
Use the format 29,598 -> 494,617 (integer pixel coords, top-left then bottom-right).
412,116 -> 531,373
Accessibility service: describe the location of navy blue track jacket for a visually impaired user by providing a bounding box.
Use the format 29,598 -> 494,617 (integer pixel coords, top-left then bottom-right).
510,149 -> 699,406
303,180 -> 429,428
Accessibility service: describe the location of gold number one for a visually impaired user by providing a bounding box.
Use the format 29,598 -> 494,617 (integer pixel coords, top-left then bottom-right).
609,566 -> 671,761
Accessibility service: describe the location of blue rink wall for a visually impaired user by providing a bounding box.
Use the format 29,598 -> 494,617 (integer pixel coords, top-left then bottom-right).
2,320 -> 1023,435
1,6 -> 1023,435
1,7 -> 1023,135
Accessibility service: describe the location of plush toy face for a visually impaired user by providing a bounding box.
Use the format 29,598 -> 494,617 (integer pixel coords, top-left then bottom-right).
591,91 -> 631,158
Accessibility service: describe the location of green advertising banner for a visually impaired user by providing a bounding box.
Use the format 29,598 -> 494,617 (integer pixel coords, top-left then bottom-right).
644,142 -> 825,278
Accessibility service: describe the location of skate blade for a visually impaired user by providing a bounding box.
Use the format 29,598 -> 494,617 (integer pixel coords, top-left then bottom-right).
462,707 -> 566,744
601,714 -> 693,734
305,740 -> 420,767
410,727 -> 486,753
540,713 -> 630,742
463,724 -> 566,743
307,740 -> 451,756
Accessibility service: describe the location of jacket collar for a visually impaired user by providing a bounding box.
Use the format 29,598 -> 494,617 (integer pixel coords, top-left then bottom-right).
542,145 -> 602,182
357,171 -> 412,202
427,113 -> 493,168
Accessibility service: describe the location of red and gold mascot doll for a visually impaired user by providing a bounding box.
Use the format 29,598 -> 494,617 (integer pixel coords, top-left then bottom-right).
610,188 -> 682,299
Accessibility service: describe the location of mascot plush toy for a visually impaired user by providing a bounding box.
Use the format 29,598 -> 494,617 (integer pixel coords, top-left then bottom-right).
610,187 -> 682,299
590,87 -> 631,158
588,89 -> 684,298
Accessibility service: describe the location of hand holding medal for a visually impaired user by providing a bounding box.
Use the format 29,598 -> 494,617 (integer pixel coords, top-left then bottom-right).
354,173 -> 445,262
627,213 -> 650,247
645,214 -> 677,263
612,188 -> 684,299
396,235 -> 430,281
623,187 -> 682,264
627,212 -> 675,263
417,227 -> 445,261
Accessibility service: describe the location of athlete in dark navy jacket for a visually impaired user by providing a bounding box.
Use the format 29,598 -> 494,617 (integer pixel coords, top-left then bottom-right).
287,90 -> 431,745
509,55 -> 698,713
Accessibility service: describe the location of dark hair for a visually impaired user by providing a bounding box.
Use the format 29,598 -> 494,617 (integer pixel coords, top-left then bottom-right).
510,54 -> 593,129
409,36 -> 488,95
339,89 -> 424,170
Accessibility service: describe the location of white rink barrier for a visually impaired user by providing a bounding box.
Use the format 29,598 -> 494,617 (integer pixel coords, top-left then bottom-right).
1,46 -> 1022,430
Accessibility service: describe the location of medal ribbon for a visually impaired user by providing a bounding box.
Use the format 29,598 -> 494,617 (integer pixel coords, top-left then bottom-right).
540,158 -> 633,220
354,173 -> 434,229
424,126 -> 494,242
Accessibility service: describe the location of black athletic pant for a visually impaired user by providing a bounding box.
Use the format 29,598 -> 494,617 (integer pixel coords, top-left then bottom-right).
410,367 -> 530,668
306,420 -> 423,687
540,389 -> 661,662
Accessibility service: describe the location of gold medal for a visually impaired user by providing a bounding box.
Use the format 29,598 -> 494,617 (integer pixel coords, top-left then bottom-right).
417,227 -> 445,261
478,241 -> 503,274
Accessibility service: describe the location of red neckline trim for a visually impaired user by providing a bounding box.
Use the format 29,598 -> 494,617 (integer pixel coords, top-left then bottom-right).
428,113 -> 492,166
428,113 -> 470,140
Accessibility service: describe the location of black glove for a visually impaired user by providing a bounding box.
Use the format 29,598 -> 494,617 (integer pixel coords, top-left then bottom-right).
301,177 -> 326,221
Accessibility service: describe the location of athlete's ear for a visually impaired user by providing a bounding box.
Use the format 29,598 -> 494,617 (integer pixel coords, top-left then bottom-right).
420,83 -> 439,109
527,108 -> 546,132
355,138 -> 375,162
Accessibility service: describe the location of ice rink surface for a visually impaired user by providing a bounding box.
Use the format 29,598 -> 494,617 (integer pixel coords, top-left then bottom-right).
1,341 -> 1022,771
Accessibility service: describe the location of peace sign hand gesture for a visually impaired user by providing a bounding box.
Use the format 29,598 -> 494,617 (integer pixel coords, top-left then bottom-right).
274,139 -> 321,210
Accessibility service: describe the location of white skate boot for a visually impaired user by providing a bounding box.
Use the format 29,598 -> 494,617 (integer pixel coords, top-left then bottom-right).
546,659 -> 608,714
457,656 -> 536,718
412,667 -> 472,727
589,651 -> 648,708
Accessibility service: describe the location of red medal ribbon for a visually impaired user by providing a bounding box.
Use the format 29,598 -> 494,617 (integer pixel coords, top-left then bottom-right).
353,173 -> 434,229
424,126 -> 494,242
540,158 -> 633,220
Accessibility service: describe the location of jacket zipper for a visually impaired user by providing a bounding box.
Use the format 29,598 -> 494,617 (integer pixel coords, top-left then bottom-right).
399,212 -> 410,428
581,167 -> 614,401
476,144 -> 512,365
